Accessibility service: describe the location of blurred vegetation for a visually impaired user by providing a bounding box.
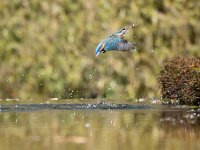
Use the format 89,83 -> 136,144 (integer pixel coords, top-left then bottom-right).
158,57 -> 200,105
0,0 -> 199,99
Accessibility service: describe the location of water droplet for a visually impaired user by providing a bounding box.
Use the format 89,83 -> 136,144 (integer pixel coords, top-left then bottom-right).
189,114 -> 195,119
85,123 -> 90,128
50,98 -> 59,101
110,120 -> 113,124
138,98 -> 145,102
179,119 -> 184,124
89,74 -> 92,79
90,131 -> 93,137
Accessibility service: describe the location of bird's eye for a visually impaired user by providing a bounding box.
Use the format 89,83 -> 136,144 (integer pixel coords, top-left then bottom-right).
122,28 -> 126,30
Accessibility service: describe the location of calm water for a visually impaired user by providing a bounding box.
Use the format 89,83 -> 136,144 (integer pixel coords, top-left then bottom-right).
0,99 -> 199,150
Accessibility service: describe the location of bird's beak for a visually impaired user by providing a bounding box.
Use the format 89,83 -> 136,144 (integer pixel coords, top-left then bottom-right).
126,24 -> 136,30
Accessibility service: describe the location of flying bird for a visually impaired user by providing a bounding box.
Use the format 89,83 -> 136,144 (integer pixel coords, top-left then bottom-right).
96,24 -> 135,57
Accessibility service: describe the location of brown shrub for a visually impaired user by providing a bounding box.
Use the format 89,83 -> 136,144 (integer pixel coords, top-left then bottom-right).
158,57 -> 200,105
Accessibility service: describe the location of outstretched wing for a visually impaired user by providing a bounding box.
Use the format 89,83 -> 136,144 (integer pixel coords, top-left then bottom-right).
116,39 -> 134,51
103,37 -> 135,52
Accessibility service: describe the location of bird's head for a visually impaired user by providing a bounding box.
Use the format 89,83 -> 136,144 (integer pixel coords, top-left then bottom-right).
112,24 -> 135,37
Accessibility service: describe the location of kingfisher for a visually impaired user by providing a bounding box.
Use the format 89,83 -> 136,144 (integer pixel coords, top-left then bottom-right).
96,24 -> 135,57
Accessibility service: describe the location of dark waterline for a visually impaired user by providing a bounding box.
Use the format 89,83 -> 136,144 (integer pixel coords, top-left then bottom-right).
0,103 -> 156,112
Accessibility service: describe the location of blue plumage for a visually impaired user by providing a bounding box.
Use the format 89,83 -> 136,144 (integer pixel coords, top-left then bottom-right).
96,25 -> 135,57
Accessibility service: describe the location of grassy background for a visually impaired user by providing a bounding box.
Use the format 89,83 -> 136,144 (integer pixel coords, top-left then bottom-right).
0,0 -> 199,99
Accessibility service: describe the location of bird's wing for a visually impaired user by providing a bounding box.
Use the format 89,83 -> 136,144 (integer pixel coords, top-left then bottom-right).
116,39 -> 135,51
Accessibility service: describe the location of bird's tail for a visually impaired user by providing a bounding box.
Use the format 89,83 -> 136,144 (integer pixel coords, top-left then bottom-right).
95,43 -> 102,57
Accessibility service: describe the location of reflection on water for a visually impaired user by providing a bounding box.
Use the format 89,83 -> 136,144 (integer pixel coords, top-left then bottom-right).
0,100 -> 199,150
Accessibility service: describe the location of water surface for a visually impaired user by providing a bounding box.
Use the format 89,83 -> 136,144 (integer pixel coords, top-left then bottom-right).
0,99 -> 199,150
